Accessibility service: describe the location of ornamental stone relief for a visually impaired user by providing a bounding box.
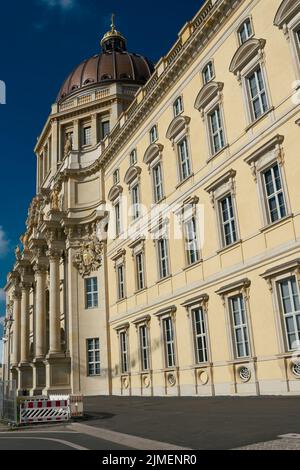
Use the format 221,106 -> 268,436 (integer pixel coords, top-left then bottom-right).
73,236 -> 103,277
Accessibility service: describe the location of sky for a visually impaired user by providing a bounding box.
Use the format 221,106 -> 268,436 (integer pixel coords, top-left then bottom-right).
0,0 -> 204,347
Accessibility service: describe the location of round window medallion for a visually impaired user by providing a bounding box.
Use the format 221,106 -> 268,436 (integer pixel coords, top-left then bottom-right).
239,367 -> 251,382
143,375 -> 151,388
167,373 -> 176,387
292,361 -> 300,378
198,370 -> 209,385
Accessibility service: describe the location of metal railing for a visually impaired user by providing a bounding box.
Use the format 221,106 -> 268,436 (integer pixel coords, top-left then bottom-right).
0,380 -> 17,424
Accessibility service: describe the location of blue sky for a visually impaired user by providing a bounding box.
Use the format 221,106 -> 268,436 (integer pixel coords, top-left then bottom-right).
0,0 -> 204,343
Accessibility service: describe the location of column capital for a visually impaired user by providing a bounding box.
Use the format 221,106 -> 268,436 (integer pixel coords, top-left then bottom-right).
33,263 -> 48,275
20,281 -> 32,291
46,248 -> 63,262
12,288 -> 22,301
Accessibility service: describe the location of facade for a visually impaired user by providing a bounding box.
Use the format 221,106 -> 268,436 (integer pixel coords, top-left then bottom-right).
3,0 -> 300,397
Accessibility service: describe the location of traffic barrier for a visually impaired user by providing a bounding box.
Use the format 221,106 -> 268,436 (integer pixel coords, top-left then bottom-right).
20,398 -> 70,424
49,394 -> 84,418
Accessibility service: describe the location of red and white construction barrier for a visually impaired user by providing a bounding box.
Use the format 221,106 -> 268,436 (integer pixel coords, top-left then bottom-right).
20,399 -> 70,424
49,394 -> 84,418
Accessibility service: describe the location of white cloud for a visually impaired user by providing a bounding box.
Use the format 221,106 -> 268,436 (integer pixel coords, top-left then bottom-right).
39,0 -> 77,10
0,227 -> 9,258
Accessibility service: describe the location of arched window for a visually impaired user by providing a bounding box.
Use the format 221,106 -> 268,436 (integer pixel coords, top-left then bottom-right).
202,61 -> 214,85
237,18 -> 254,45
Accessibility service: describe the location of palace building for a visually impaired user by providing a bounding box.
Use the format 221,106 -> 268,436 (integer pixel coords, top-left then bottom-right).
3,0 -> 300,397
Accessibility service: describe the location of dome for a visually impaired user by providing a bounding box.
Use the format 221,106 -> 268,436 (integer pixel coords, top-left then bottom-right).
56,16 -> 154,103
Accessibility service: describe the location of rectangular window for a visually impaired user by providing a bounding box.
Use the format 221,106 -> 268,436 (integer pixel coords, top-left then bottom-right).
135,252 -> 145,291
87,338 -> 100,376
113,169 -> 120,185
262,163 -> 287,223
278,276 -> 300,351
139,325 -> 150,371
202,62 -> 214,85
150,125 -> 158,144
163,317 -> 176,368
229,295 -> 250,358
132,184 -> 140,220
117,264 -> 125,300
184,217 -> 199,265
192,307 -> 208,363
247,66 -> 268,120
85,277 -> 98,309
101,121 -> 110,139
173,96 -> 183,117
295,27 -> 300,55
157,238 -> 169,279
178,138 -> 191,181
238,19 -> 253,45
83,126 -> 92,146
120,331 -> 129,373
208,106 -> 225,155
219,194 -> 237,247
115,202 -> 121,236
130,149 -> 137,166
153,162 -> 164,202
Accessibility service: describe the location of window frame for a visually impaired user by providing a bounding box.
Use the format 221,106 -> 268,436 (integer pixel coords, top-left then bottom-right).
139,324 -> 151,371
208,104 -> 226,156
191,305 -> 209,364
152,161 -> 164,203
162,316 -> 176,368
119,330 -> 129,374
184,215 -> 200,266
85,277 -> 98,309
261,162 -> 287,224
202,61 -> 215,85
135,251 -> 146,291
82,125 -> 92,146
157,237 -> 170,280
245,65 -> 269,122
228,295 -> 251,359
218,193 -> 238,247
130,149 -> 137,166
131,183 -> 141,220
86,338 -> 100,376
173,96 -> 184,117
117,263 -> 126,301
277,276 -> 300,352
237,18 -> 254,45
149,125 -> 158,144
177,136 -> 192,182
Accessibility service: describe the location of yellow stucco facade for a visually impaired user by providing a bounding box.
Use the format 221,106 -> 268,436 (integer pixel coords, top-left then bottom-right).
3,0 -> 300,397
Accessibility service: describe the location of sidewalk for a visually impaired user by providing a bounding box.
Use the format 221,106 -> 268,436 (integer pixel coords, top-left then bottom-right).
82,395 -> 300,450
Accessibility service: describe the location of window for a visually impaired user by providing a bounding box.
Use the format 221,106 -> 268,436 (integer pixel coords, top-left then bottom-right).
208,106 -> 225,155
152,162 -> 164,202
296,27 -> 300,48
262,163 -> 287,223
83,126 -> 92,146
219,194 -> 237,247
132,184 -> 140,220
229,295 -> 250,358
173,96 -> 183,117
238,18 -> 253,45
87,338 -> 100,376
192,307 -> 208,363
115,202 -> 121,236
150,125 -> 158,144
157,238 -> 169,279
135,252 -> 145,291
163,317 -> 176,368
117,264 -> 125,300
120,331 -> 129,373
139,325 -> 150,371
178,138 -> 191,181
246,66 -> 268,120
278,276 -> 300,351
113,168 -> 120,185
184,217 -> 200,265
85,277 -> 98,309
130,149 -> 137,166
202,61 -> 214,85
101,121 -> 110,139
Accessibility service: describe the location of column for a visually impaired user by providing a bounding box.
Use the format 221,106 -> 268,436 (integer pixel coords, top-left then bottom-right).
91,113 -> 98,145
20,283 -> 31,364
34,265 -> 47,359
48,249 -> 62,356
12,290 -> 21,366
73,119 -> 80,151
51,118 -> 59,170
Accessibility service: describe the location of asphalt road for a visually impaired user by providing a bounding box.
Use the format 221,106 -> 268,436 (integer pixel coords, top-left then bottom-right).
0,430 -> 132,450
82,395 -> 300,450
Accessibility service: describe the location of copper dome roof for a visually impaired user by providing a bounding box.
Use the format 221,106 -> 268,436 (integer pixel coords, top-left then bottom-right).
57,19 -> 154,103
